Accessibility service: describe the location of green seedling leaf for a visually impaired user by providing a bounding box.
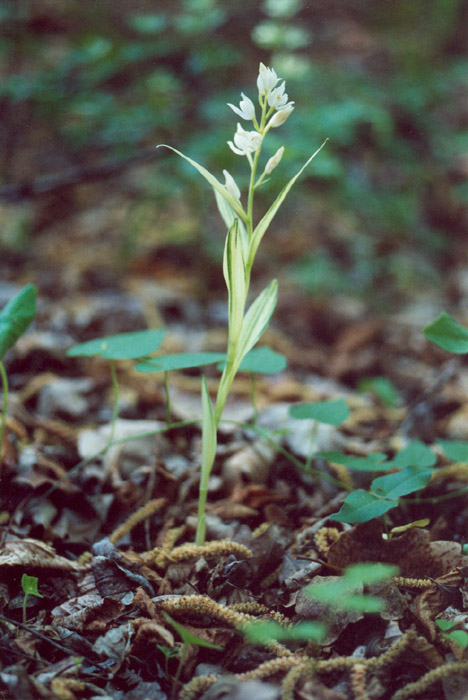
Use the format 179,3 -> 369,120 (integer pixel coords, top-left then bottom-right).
330,489 -> 397,524
159,145 -> 247,223
67,329 -> 166,360
437,439 -> 468,462
333,593 -> 384,613
21,573 -> 43,598
344,563 -> 399,587
317,451 -> 389,472
423,312 -> 468,354
372,466 -> 434,500
163,612 -> 223,650
436,619 -> 459,631
249,141 -> 327,264
135,352 -> 226,373
217,346 -> 287,375
0,284 -> 36,360
236,279 -> 278,363
357,376 -> 400,407
289,399 -> 349,426
390,441 -> 436,469
243,619 -> 326,645
223,220 -> 247,340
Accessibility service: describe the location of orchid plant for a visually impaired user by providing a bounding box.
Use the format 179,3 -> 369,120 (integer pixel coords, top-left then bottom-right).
160,63 -> 324,545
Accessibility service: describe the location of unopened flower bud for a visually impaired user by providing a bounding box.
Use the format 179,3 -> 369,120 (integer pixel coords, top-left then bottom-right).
268,103 -> 295,128
223,170 -> 241,200
264,146 -> 284,175
257,62 -> 279,95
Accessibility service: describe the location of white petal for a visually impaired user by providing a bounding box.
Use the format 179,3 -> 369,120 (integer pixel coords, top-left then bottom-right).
223,170 -> 241,199
264,146 -> 285,174
228,103 -> 247,119
228,140 -> 245,156
268,103 -> 294,128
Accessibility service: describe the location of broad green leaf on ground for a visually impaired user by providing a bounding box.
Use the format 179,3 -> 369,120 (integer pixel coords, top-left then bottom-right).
217,346 -> 287,374
135,352 -> 226,373
67,329 -> 166,360
316,451 -> 389,471
330,489 -> 397,524
435,621 -> 468,649
437,439 -> 468,462
289,399 -> 349,426
372,466 -> 434,499
0,283 -> 37,360
243,620 -> 326,645
159,145 -> 247,222
423,312 -> 468,354
236,280 -> 278,362
389,440 -> 436,469
344,563 -> 399,586
249,141 -> 327,265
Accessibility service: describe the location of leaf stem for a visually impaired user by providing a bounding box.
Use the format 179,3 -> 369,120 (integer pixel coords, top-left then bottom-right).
0,361 -> 9,467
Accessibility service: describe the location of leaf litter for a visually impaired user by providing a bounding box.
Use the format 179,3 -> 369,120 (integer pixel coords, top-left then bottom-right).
3,215 -> 468,699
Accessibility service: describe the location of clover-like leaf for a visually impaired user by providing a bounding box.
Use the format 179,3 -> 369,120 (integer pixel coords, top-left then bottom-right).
67,329 -> 166,360
135,352 -> 226,373
330,490 -> 397,524
289,399 -> 349,426
423,312 -> 468,354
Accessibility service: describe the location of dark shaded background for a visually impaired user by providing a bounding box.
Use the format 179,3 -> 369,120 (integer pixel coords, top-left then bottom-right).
1,0 -> 467,314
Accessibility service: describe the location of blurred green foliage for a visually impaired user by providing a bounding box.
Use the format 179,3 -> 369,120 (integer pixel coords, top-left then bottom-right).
1,0 -> 467,307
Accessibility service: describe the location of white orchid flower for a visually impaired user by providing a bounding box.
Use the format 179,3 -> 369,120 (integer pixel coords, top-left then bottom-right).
227,92 -> 256,121
264,146 -> 285,175
223,169 -> 241,200
268,102 -> 295,128
257,62 -> 279,96
268,81 -> 290,110
228,123 -> 263,156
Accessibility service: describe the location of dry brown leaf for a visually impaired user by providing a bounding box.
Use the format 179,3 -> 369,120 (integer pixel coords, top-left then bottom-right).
0,538 -> 87,571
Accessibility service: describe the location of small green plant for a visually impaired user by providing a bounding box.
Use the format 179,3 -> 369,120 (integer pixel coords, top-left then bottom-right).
435,619 -> 468,650
243,563 -> 397,648
325,440 -> 437,524
21,573 -> 43,623
162,612 -> 222,699
289,398 -> 350,470
0,284 -> 37,460
423,312 -> 468,354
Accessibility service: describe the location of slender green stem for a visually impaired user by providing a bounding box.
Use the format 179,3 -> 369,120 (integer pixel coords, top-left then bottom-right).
249,373 -> 258,425
107,360 -> 119,449
0,361 -> 9,464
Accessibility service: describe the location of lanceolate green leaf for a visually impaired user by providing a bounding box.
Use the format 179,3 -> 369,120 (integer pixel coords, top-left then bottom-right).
372,466 -> 434,499
214,191 -> 248,259
201,375 -> 216,486
158,145 -> 247,222
423,312 -> 468,354
248,141 -> 327,266
236,280 -> 278,364
330,489 -> 397,524
163,612 -> 223,650
0,284 -> 37,360
223,220 -> 247,341
135,352 -> 226,373
67,329 -> 166,360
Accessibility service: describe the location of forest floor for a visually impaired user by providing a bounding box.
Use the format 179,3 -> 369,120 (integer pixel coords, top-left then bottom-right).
2,169 -> 468,700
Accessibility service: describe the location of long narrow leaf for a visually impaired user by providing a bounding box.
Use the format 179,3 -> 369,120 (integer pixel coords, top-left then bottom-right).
223,220 -> 247,340
201,375 -> 217,479
214,191 -> 249,259
158,145 -> 247,222
237,280 -> 278,364
249,141 -> 327,264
